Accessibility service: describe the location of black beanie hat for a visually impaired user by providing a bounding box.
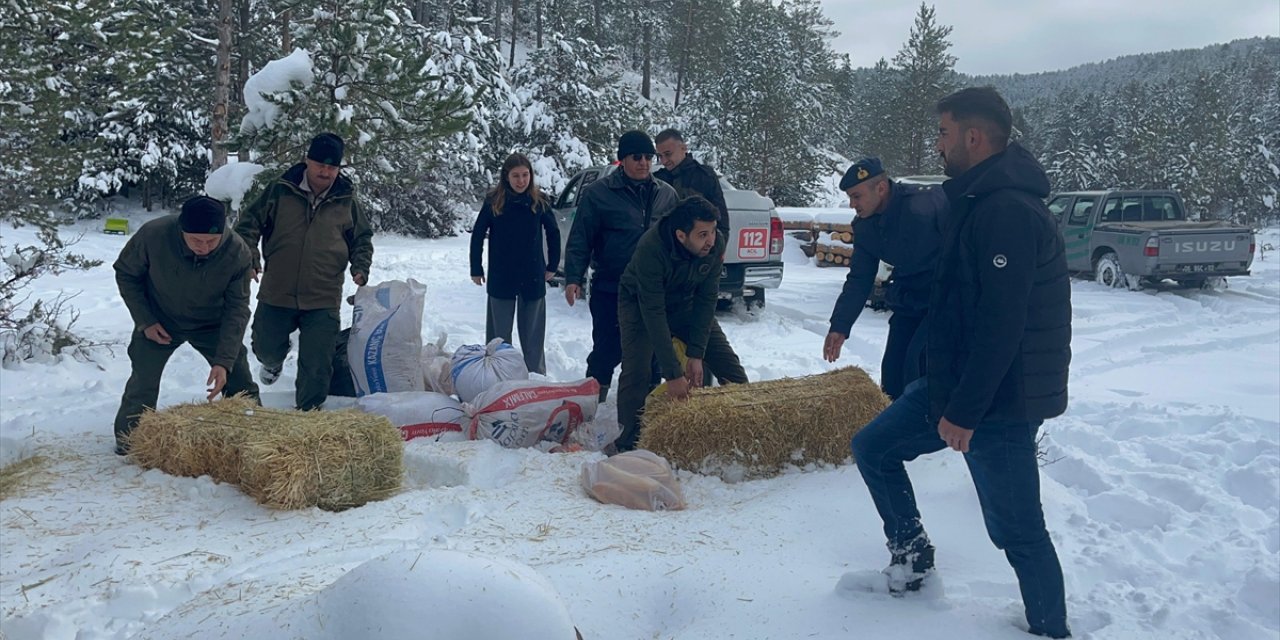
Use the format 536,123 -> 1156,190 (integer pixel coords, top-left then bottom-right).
179,196 -> 226,234
617,130 -> 656,160
306,132 -> 345,166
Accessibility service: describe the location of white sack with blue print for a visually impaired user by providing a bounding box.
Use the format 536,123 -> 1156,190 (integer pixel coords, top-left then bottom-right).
450,338 -> 529,403
348,279 -> 427,396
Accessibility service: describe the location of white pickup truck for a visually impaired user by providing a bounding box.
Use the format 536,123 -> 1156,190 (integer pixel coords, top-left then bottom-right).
550,164 -> 784,308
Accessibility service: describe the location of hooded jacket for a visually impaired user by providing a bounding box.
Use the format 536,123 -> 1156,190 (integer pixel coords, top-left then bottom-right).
114,215 -> 253,370
619,214 -> 727,380
927,142 -> 1072,429
470,189 -> 561,300
234,163 -> 374,310
563,169 -> 678,294
828,181 -> 949,335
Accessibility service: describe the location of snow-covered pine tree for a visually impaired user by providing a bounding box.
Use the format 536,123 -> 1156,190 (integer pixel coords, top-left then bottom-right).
492,33 -> 652,195
235,0 -> 499,237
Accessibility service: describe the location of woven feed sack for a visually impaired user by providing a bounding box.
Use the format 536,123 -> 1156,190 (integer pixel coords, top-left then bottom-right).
349,279 -> 427,396
638,366 -> 889,482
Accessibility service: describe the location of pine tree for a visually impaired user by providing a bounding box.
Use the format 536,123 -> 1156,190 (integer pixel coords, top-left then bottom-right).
235,0 -> 499,236
889,3 -> 956,175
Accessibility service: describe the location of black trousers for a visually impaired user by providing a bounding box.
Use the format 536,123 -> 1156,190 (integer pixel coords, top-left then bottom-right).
250,302 -> 340,411
881,312 -> 927,400
585,289 -> 622,389
114,328 -> 259,450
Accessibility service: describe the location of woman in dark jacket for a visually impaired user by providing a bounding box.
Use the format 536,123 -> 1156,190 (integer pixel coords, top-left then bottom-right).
470,153 -> 560,374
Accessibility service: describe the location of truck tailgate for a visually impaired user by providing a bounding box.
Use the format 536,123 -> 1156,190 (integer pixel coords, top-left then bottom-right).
1158,228 -> 1253,267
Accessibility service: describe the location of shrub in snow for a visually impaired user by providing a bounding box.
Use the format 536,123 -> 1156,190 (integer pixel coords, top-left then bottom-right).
0,229 -> 104,366
316,549 -> 579,640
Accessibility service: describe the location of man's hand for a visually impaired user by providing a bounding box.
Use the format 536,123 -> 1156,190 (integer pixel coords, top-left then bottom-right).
685,358 -> 705,389
352,272 -> 368,286
206,365 -> 228,400
143,323 -> 172,345
544,270 -> 555,282
823,331 -> 847,362
938,416 -> 974,453
251,268 -> 261,282
471,276 -> 484,286
564,284 -> 583,306
665,376 -> 691,400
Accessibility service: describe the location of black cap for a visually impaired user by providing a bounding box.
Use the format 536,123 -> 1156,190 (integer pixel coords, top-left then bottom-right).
839,157 -> 885,191
306,132 -> 345,166
179,196 -> 226,234
617,130 -> 656,159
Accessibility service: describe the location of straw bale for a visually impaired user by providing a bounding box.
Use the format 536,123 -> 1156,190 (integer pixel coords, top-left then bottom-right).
127,396 -> 261,483
127,397 -> 403,511
238,410 -> 403,511
638,367 -> 889,482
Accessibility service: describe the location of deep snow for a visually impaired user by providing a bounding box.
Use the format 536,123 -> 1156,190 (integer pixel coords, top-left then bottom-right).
0,207 -> 1276,640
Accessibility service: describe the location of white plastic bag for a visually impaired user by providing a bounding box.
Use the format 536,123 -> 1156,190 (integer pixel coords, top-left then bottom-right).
465,378 -> 599,449
349,279 -> 426,396
581,450 -> 687,511
450,338 -> 528,403
357,391 -> 466,441
420,333 -> 453,396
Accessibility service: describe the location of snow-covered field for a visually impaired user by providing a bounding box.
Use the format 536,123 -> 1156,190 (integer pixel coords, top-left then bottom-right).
1,207 -> 1277,640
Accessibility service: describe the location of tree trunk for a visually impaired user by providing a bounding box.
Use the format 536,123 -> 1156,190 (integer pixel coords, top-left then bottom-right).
641,21 -> 651,100
280,9 -> 292,54
211,0 -> 233,170
493,0 -> 501,43
592,0 -> 600,39
535,0 -> 542,48
674,0 -> 694,109
235,0 -> 251,161
509,0 -> 518,66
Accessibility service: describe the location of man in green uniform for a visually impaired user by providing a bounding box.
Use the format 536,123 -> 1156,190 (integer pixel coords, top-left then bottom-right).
615,195 -> 745,452
235,132 -> 374,410
113,196 -> 258,455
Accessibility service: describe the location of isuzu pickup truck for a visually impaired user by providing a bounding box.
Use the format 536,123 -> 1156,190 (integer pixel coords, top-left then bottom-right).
1048,190 -> 1254,290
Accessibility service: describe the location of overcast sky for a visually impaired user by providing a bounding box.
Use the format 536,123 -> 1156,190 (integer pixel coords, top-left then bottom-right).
819,0 -> 1280,75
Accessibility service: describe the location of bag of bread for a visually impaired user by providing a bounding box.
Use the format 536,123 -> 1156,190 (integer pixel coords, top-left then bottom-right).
580,450 -> 686,511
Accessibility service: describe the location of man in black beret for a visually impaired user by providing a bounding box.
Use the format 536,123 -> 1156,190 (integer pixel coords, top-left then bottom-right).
112,195 -> 259,455
563,130 -> 678,402
823,156 -> 949,400
235,132 -> 374,410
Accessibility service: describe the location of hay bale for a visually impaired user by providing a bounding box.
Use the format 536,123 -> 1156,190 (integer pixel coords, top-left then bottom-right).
128,397 -> 403,511
128,396 -> 261,483
638,367 -> 889,482
238,410 -> 403,511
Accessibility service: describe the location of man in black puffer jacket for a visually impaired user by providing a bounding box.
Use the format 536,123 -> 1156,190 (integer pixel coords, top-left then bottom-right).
850,87 -> 1072,639
563,131 -> 678,401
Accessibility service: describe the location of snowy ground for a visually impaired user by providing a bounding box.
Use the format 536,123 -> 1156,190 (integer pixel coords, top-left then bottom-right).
1,206 -> 1277,640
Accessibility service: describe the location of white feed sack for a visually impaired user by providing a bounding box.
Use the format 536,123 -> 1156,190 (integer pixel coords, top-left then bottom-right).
349,279 -> 427,396
450,338 -> 529,403
356,391 -> 466,441
465,378 -> 601,449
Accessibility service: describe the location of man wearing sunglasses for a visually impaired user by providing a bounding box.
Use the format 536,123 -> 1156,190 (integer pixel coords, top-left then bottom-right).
563,130 -> 678,403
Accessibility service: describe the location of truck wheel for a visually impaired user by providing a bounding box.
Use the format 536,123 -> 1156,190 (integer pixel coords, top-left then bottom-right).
1095,252 -> 1139,290
746,287 -> 765,310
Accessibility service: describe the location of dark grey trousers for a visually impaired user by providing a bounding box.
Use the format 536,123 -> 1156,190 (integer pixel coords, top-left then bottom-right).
486,294 -> 547,375
114,328 -> 259,450
250,302 -> 340,411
